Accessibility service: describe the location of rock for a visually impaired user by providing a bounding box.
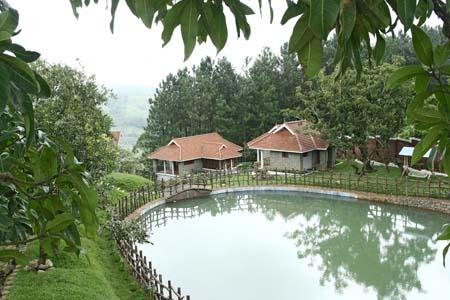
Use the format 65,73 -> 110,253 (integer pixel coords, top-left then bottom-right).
37,270 -> 45,274
38,264 -> 50,271
46,259 -> 53,268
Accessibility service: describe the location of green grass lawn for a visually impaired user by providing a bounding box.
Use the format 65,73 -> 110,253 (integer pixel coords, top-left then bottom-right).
8,234 -> 146,300
8,172 -> 153,300
332,160 -> 403,177
104,172 -> 151,192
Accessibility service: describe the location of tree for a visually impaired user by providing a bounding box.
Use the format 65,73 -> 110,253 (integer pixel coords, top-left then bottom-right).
33,61 -> 119,180
0,6 -> 97,265
117,148 -> 145,175
292,63 -> 413,172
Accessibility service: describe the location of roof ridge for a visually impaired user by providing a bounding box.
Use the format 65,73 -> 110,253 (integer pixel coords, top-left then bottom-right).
173,132 -> 219,141
202,141 -> 225,145
309,134 -> 317,148
295,133 -> 303,152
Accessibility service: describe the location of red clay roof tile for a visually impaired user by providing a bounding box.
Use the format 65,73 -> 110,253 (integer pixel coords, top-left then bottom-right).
247,120 -> 328,153
148,132 -> 242,162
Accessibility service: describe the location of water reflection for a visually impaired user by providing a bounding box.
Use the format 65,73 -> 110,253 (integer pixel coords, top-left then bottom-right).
140,192 -> 448,300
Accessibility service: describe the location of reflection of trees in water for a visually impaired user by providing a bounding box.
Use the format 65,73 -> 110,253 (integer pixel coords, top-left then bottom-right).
140,192 -> 444,300
285,201 -> 440,300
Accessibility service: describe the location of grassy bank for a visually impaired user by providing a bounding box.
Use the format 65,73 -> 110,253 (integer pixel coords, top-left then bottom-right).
8,173 -> 152,300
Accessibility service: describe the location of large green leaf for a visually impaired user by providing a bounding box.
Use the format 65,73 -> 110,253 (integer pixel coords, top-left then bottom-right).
0,249 -> 28,264
109,0 -> 120,32
386,65 -> 427,89
437,223 -> 450,241
211,4 -> 228,51
309,0 -> 340,39
289,13 -> 314,52
67,175 -> 98,237
298,37 -> 323,77
406,90 -> 432,121
162,1 -> 187,46
411,25 -> 433,66
433,43 -> 450,67
414,73 -> 431,93
135,0 -> 156,29
412,125 -> 443,165
70,0 -> 83,18
40,146 -> 58,180
224,0 -> 253,39
339,0 -> 356,41
201,1 -> 228,52
15,91 -> 35,147
34,71 -> 51,98
180,0 -> 199,60
396,0 -> 416,30
0,9 -> 18,35
46,213 -> 74,233
8,44 -> 40,63
0,63 -> 10,111
0,54 -> 39,94
374,34 -> 385,65
281,1 -> 304,25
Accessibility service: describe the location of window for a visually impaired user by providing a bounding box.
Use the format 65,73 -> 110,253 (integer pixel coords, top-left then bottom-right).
282,152 -> 289,158
302,152 -> 309,157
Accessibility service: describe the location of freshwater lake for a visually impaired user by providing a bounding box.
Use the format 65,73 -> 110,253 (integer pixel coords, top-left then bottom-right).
138,191 -> 450,300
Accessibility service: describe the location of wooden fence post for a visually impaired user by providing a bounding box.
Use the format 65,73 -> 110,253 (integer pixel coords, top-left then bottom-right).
177,288 -> 182,300
168,280 -> 173,300
159,274 -> 164,297
366,174 -> 369,192
438,180 -> 441,198
394,178 -> 398,195
348,173 -> 351,190
329,172 -> 333,188
405,176 -> 408,197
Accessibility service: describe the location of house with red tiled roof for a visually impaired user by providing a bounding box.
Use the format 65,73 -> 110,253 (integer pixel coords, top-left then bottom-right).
148,132 -> 242,179
247,120 -> 333,171
111,130 -> 121,146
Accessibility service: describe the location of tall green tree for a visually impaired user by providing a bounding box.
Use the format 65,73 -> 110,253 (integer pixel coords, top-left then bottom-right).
291,63 -> 414,171
0,6 -> 98,264
33,61 -> 119,180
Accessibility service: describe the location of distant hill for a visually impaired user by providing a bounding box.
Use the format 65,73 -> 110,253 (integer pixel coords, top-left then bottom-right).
103,84 -> 155,150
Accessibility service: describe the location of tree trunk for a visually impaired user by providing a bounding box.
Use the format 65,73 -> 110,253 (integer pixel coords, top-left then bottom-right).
359,145 -> 373,174
38,246 -> 47,266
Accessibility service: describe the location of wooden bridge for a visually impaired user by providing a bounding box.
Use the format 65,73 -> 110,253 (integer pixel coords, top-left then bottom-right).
119,183 -> 213,222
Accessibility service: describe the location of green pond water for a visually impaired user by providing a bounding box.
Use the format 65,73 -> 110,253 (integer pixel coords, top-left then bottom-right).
138,191 -> 450,300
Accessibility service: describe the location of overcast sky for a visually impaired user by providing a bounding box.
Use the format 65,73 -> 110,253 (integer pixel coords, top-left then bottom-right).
11,1 -> 442,89
12,0 -> 295,88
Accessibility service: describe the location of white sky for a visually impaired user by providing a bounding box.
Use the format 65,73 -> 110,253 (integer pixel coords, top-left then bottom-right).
11,0 -> 294,87
10,1 -> 443,88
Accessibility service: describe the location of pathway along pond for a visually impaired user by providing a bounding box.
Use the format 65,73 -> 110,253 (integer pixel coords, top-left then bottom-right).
138,191 -> 450,300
